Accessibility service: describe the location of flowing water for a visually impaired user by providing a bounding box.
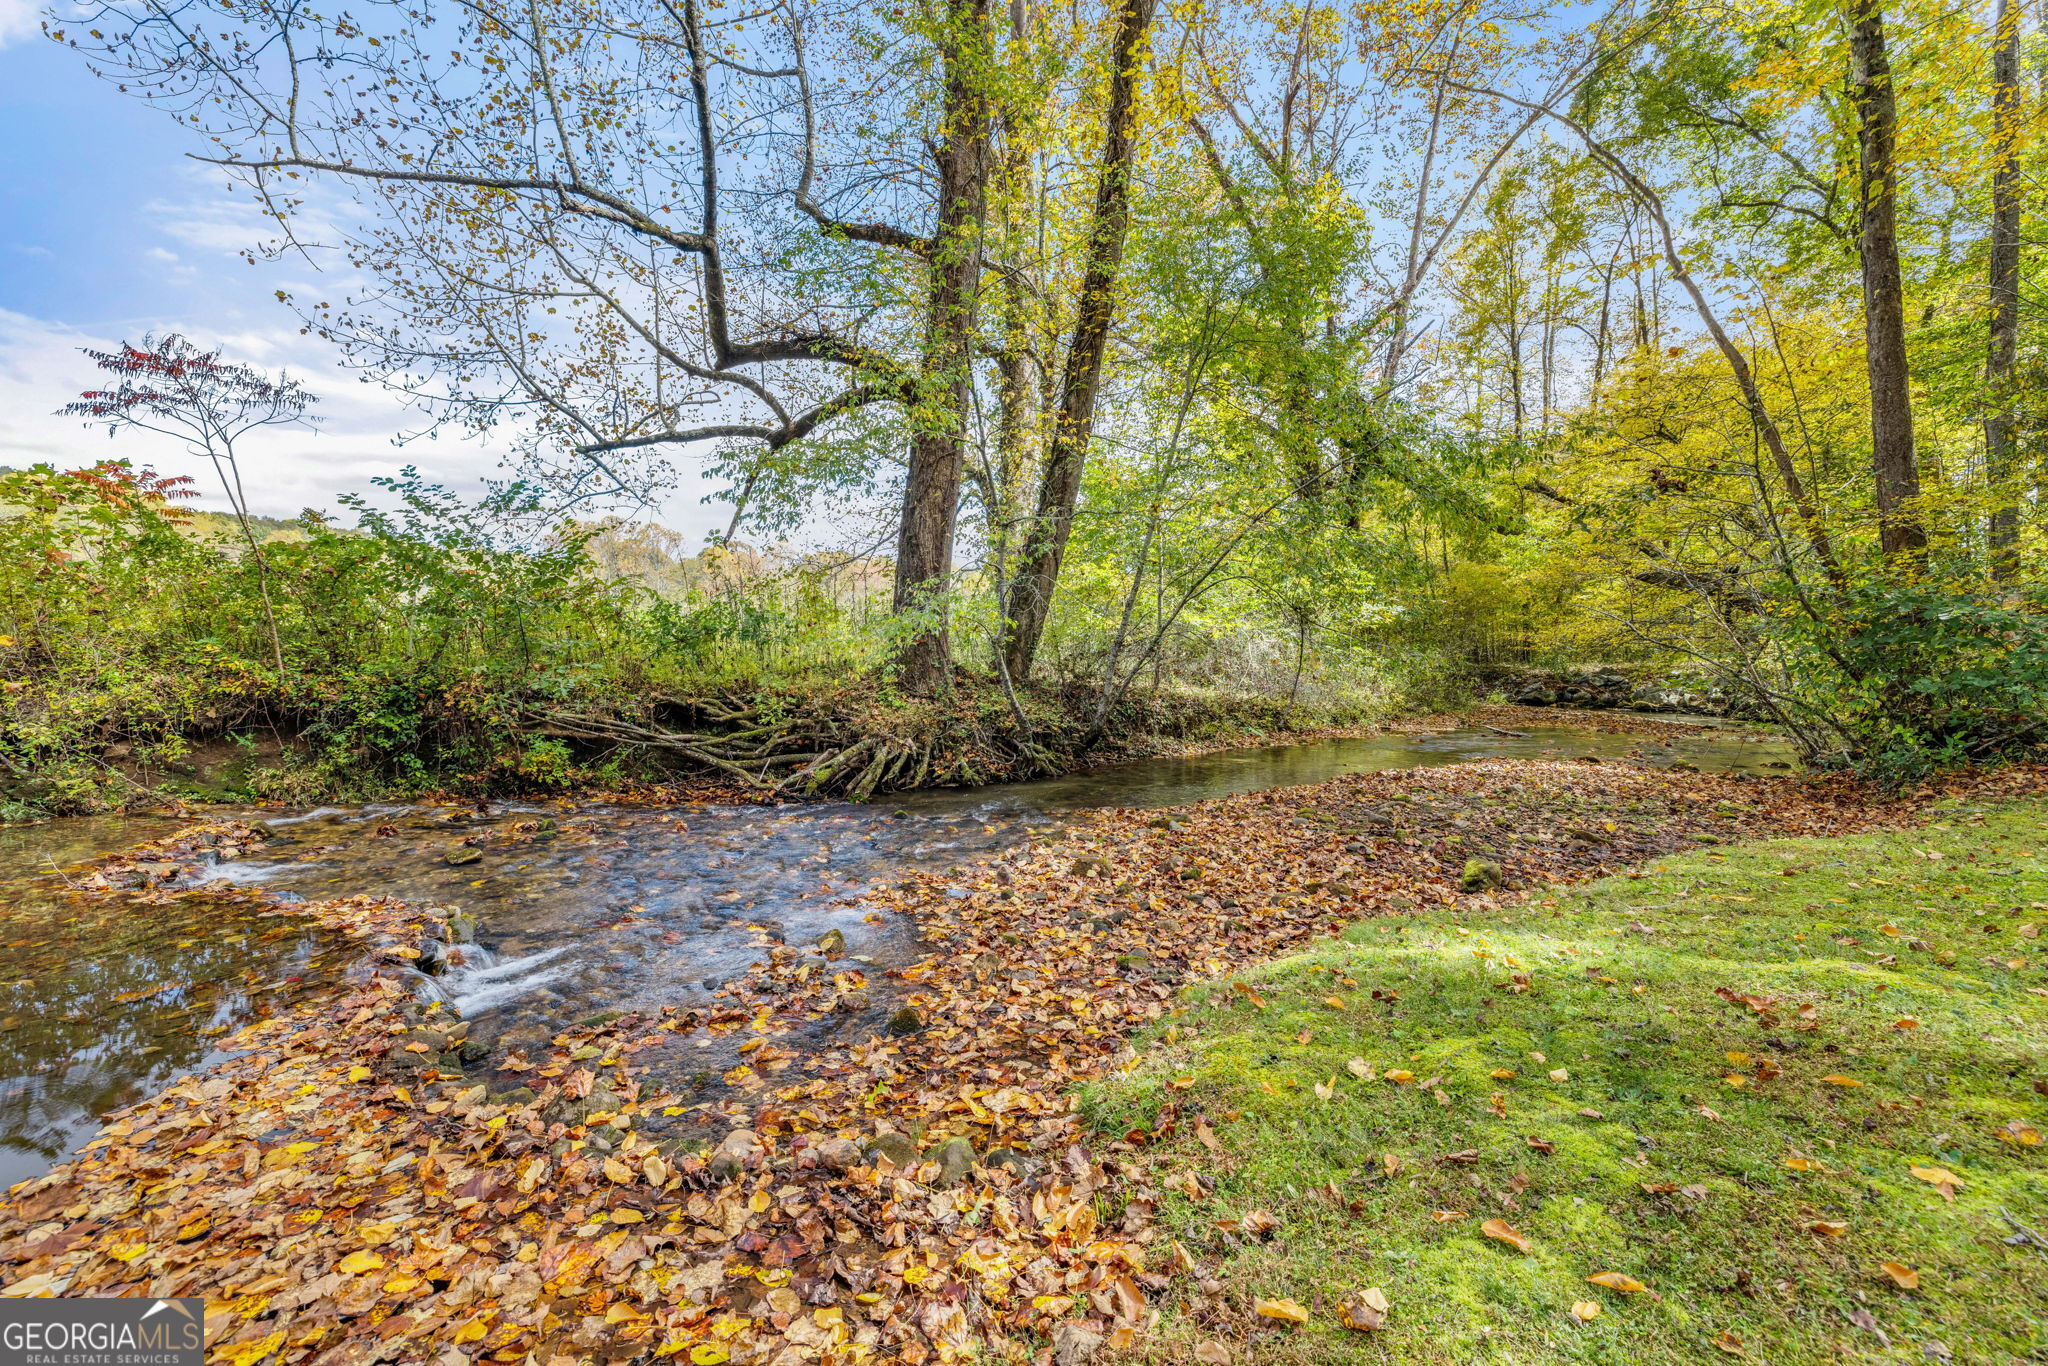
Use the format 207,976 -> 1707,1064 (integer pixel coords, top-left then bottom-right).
0,718 -> 1796,1184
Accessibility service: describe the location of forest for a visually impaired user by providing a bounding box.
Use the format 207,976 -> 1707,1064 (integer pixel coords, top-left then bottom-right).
0,0 -> 2045,1362
3,0 -> 2042,813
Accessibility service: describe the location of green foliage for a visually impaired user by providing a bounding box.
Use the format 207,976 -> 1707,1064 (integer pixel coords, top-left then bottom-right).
0,462 -> 881,815
1775,575 -> 2048,780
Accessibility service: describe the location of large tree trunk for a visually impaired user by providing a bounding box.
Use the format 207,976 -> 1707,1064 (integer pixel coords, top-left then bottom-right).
999,0 -> 1157,681
1849,0 -> 1928,561
893,0 -> 995,694
1987,0 -> 2022,580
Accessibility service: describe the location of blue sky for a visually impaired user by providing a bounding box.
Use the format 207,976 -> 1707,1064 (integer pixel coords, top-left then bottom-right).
0,18 -> 730,536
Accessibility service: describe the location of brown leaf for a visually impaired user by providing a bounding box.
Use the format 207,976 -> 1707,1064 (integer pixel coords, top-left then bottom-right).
1480,1218 -> 1530,1253
1338,1287 -> 1389,1332
1879,1262 -> 1919,1291
1713,1329 -> 1746,1355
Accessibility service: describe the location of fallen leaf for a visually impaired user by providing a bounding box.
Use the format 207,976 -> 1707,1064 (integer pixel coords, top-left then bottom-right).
1585,1271 -> 1647,1294
1254,1297 -> 1310,1325
1821,1074 -> 1863,1086
1569,1300 -> 1601,1322
1713,1329 -> 1746,1355
1803,1220 -> 1849,1237
1480,1218 -> 1530,1253
1430,1209 -> 1466,1222
1338,1287 -> 1389,1332
1193,1343 -> 1230,1366
1548,1068 -> 1570,1083
1346,1057 -> 1371,1079
1879,1262 -> 1919,1291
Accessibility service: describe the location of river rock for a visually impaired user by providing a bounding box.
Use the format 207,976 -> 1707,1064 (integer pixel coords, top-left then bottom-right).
983,1147 -> 1032,1177
925,1136 -> 976,1187
1114,953 -> 1149,970
887,1005 -> 924,1036
709,1128 -> 764,1180
817,928 -> 846,957
811,1136 -> 863,1171
445,846 -> 482,866
454,1040 -> 490,1066
1460,859 -> 1504,892
444,912 -> 478,944
863,1131 -> 919,1169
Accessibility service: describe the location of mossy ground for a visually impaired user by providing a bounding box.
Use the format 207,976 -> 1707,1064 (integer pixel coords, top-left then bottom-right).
1084,800 -> 2048,1364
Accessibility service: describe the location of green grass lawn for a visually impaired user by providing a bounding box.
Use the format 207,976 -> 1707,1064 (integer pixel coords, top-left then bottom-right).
1084,799 -> 2048,1364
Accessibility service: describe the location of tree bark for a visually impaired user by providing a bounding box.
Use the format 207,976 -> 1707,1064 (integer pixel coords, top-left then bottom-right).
1849,0 -> 1927,561
893,0 -> 995,693
1987,0 -> 2023,579
999,0 -> 1157,681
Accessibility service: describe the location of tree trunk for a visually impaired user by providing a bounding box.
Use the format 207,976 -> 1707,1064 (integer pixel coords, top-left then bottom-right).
1987,0 -> 2022,579
1849,0 -> 1927,561
892,0 -> 994,693
999,0 -> 1157,681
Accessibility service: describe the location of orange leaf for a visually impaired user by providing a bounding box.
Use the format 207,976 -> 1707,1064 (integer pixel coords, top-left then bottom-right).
1253,1297 -> 1309,1325
1879,1262 -> 1919,1290
1480,1218 -> 1530,1253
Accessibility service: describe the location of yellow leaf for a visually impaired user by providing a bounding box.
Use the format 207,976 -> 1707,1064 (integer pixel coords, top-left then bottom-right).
1430,1209 -> 1466,1222
337,1251 -> 385,1274
1821,1075 -> 1863,1086
603,1157 -> 633,1184
1490,1068 -> 1516,1080
101,1230 -> 150,1264
1569,1300 -> 1602,1322
1548,1068 -> 1569,1083
689,1346 -> 731,1365
1323,996 -> 1347,1010
452,1315 -> 491,1343
1253,1297 -> 1310,1325
347,1065 -> 372,1083
382,1274 -> 424,1295
749,1190 -> 772,1213
1585,1271 -> 1647,1293
219,1331 -> 286,1366
1713,1329 -> 1746,1355
1803,1220 -> 1848,1237
1909,1164 -> 1964,1188
1313,1077 -> 1336,1101
1383,1069 -> 1414,1084
1480,1218 -> 1530,1253
1783,1157 -> 1819,1171
1880,1262 -> 1919,1290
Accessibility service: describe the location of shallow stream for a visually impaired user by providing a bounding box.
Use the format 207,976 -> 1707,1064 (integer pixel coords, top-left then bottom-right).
0,717 -> 1795,1185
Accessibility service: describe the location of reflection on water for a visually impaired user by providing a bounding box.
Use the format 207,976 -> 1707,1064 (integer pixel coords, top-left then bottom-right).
0,719 -> 1794,1184
0,817 -> 340,1190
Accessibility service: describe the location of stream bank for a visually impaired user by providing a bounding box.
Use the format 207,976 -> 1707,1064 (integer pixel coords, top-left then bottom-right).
3,749 -> 2021,1366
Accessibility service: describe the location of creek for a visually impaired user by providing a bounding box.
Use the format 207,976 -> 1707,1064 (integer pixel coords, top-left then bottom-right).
0,717 -> 1795,1186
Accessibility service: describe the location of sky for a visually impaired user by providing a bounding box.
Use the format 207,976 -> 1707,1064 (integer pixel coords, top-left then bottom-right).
0,16 -> 733,538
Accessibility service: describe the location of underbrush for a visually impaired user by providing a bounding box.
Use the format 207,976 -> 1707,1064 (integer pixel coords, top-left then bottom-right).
1084,803 -> 2048,1364
0,463 -> 1387,817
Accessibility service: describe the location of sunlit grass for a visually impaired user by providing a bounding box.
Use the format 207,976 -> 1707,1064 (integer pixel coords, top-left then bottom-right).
1084,800 -> 2048,1364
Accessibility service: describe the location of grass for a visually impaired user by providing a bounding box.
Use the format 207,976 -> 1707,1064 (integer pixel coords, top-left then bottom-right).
1082,799 -> 2048,1364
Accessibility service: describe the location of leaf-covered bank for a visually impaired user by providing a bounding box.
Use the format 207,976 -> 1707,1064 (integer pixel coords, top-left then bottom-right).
1088,803 -> 2048,1364
2,761 -> 2028,1365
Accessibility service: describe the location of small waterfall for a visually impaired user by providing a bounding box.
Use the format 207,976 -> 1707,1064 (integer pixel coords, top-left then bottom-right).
423,943 -> 575,1016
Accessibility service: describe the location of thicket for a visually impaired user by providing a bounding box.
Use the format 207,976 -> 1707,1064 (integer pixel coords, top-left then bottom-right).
0,462 -> 1420,818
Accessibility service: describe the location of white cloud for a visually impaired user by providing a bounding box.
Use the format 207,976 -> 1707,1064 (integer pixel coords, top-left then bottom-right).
144,247 -> 179,263
0,308 -> 737,542
0,0 -> 38,47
